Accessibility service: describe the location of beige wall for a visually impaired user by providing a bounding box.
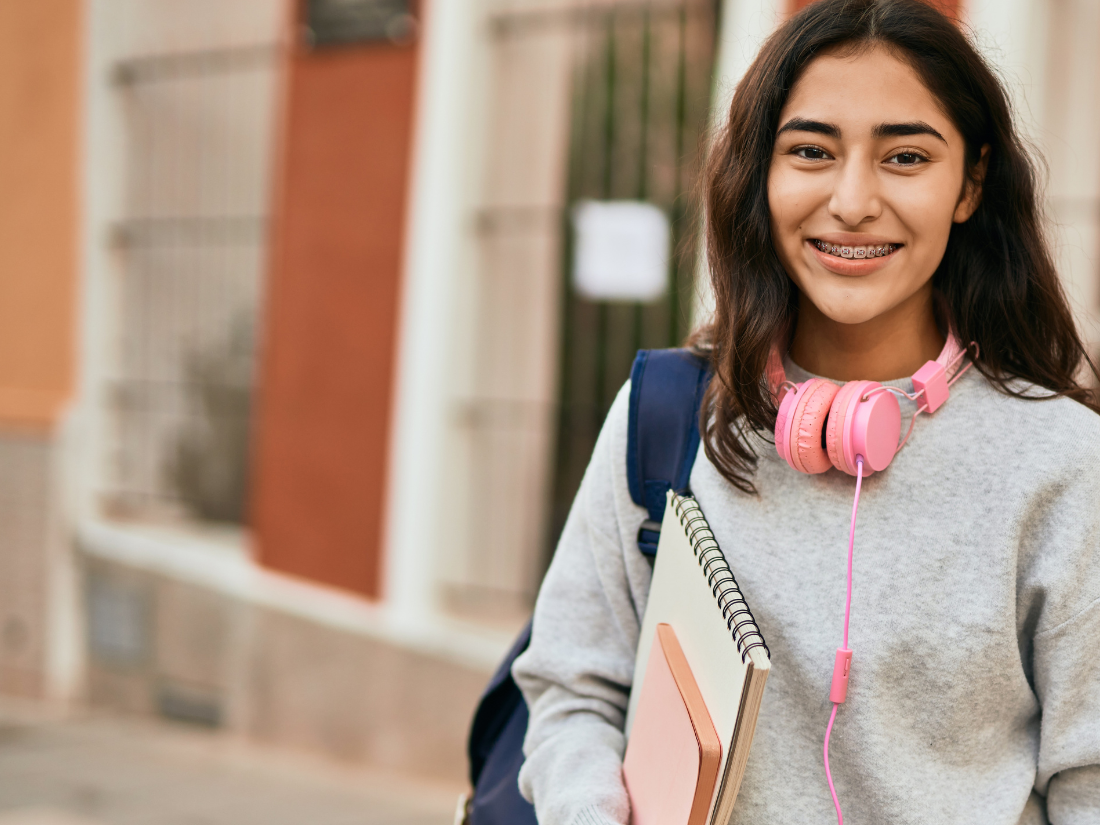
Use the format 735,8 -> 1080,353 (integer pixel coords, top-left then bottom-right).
1041,0 -> 1100,359
0,0 -> 82,429
438,0 -> 575,619
82,552 -> 486,782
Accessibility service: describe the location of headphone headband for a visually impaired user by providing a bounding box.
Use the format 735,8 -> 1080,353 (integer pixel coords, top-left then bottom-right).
767,331 -> 967,394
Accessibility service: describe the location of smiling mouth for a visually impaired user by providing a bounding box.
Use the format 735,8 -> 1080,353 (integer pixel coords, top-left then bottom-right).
812,240 -> 901,260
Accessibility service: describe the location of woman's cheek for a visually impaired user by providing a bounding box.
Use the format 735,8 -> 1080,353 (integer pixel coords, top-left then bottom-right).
887,174 -> 959,244
768,173 -> 811,248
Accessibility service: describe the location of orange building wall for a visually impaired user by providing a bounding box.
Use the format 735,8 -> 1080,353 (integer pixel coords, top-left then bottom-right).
251,27 -> 419,598
0,1 -> 82,430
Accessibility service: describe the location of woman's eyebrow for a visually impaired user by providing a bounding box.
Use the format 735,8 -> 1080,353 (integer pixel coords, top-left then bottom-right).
872,121 -> 947,143
776,117 -> 841,139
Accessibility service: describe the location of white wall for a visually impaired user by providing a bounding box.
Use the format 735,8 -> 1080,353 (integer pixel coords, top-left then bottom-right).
1035,0 -> 1100,358
713,0 -> 784,119
695,0 -> 784,323
62,0 -> 286,699
383,0 -> 484,629
387,1 -> 583,628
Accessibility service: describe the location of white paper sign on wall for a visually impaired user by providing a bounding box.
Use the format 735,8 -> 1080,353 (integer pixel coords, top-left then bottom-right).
571,200 -> 670,303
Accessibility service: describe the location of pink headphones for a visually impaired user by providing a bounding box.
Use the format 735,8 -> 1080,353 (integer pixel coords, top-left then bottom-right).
769,334 -> 970,477
765,334 -> 975,824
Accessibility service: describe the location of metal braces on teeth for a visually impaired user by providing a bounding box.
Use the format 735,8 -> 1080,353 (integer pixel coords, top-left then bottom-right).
813,240 -> 897,259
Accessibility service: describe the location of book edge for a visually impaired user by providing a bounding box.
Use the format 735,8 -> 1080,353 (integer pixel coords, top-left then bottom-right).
709,660 -> 770,825
657,624 -> 723,825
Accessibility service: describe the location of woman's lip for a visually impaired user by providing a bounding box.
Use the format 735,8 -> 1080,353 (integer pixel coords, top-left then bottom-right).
807,239 -> 898,276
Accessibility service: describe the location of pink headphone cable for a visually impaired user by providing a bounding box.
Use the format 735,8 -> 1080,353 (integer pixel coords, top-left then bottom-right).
824,455 -> 864,824
768,340 -> 977,816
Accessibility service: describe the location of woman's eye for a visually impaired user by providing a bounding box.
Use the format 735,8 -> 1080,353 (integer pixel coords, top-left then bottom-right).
794,146 -> 830,160
887,152 -> 927,166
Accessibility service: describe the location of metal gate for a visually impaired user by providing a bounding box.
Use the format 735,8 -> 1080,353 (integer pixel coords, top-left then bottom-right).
547,1 -> 718,557
106,41 -> 278,524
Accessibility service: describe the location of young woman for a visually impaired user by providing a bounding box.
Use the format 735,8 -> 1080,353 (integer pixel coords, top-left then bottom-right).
512,1 -> 1100,823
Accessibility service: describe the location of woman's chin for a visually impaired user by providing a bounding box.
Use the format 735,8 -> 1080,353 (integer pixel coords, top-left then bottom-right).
798,295 -> 893,327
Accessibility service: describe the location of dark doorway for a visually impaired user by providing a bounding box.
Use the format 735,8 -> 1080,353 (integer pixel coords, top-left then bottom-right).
547,1 -> 720,564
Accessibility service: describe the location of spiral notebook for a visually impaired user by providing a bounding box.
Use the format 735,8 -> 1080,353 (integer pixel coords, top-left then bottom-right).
624,492 -> 770,825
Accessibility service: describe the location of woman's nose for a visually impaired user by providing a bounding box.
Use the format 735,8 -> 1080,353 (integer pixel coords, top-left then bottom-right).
828,157 -> 882,227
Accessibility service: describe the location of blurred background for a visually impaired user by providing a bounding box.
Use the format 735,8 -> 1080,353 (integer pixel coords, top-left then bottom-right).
0,0 -> 1096,822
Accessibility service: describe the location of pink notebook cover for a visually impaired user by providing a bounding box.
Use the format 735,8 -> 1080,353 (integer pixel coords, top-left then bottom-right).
622,623 -> 722,825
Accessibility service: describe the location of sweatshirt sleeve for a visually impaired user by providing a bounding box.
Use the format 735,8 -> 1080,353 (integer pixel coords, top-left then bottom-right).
512,383 -> 650,825
1034,601 -> 1100,823
1024,409 -> 1100,823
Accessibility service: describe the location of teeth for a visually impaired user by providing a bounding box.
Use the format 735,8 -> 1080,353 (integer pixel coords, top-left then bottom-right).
814,241 -> 897,259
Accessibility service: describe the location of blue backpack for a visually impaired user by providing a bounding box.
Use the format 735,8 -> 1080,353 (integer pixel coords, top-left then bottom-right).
463,349 -> 711,825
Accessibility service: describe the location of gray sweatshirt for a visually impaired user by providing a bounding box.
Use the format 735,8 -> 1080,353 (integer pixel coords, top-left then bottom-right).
513,361 -> 1100,825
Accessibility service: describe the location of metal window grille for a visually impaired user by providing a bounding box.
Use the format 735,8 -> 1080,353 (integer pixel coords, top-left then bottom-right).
105,43 -> 278,524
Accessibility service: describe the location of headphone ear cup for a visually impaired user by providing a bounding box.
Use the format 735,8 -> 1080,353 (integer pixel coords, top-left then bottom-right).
795,379 -> 839,473
775,382 -> 801,468
785,378 -> 838,474
827,380 -> 897,476
826,380 -> 864,475
849,381 -> 901,472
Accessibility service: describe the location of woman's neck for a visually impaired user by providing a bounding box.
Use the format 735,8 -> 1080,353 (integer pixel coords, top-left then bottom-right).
788,285 -> 945,382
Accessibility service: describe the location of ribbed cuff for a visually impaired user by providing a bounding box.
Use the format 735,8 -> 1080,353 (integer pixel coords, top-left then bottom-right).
571,805 -> 623,825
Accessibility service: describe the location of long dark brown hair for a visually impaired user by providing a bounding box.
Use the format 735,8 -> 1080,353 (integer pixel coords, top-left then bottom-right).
696,0 -> 1099,494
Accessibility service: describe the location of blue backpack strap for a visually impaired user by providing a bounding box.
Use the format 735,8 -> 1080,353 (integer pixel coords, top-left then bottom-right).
463,350 -> 711,825
626,348 -> 711,555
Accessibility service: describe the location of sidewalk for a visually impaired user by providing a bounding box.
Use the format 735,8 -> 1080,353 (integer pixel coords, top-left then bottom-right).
0,700 -> 461,825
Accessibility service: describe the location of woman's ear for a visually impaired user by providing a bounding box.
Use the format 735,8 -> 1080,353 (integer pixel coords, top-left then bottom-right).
954,144 -> 991,223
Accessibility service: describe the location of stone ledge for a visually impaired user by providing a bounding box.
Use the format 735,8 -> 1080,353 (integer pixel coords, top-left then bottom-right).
77,519 -> 517,783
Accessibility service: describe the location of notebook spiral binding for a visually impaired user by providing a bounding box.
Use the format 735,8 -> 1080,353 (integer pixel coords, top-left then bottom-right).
672,494 -> 770,664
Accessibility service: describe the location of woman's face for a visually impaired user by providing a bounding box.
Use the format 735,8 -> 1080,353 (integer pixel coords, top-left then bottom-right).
768,45 -> 982,327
